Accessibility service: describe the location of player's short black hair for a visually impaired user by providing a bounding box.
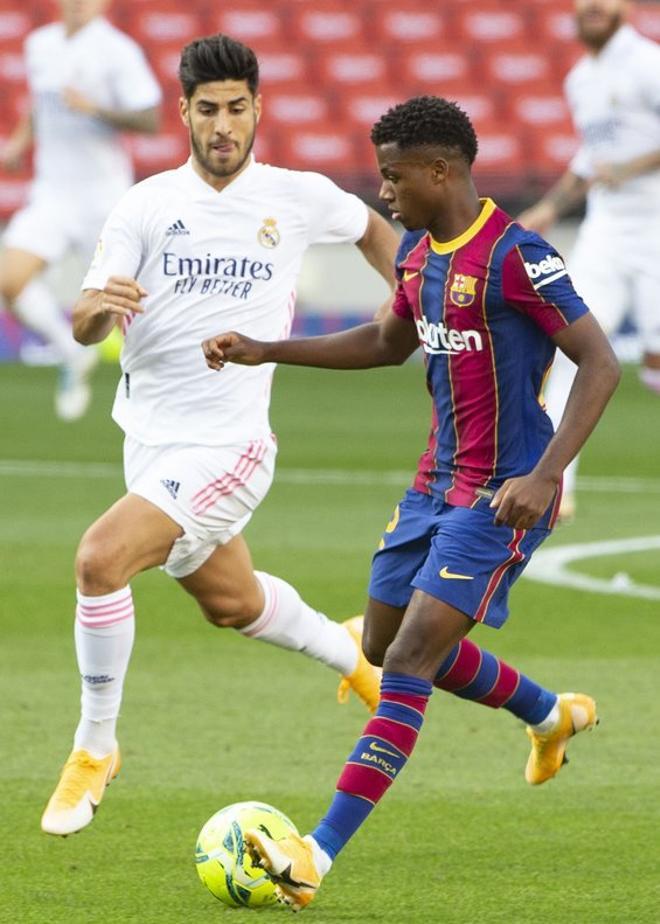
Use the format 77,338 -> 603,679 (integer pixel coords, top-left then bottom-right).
371,96 -> 478,166
179,34 -> 259,98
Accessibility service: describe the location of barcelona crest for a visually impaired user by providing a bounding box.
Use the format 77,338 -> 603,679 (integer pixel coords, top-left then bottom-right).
449,273 -> 477,307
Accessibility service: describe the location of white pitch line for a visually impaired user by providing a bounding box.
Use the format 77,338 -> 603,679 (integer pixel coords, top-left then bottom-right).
523,535 -> 660,600
1,459 -> 660,493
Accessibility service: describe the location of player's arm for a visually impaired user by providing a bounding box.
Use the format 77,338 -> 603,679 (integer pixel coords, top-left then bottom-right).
73,277 -> 147,345
592,148 -> 660,187
203,309 -> 419,371
517,169 -> 588,234
355,207 -> 399,320
61,88 -> 160,133
1,111 -> 33,171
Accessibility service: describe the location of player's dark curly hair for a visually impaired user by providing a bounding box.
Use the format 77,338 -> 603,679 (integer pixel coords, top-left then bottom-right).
371,96 -> 478,165
179,34 -> 259,98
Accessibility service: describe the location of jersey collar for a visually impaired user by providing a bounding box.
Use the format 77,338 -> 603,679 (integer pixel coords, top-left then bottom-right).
182,154 -> 257,198
429,198 -> 496,254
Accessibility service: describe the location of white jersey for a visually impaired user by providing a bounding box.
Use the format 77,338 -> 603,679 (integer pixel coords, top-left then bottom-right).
25,17 -> 161,207
82,159 -> 369,446
566,24 -> 660,224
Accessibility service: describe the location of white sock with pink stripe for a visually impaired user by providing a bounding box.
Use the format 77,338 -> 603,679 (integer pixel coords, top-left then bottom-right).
73,586 -> 135,759
240,572 -> 358,674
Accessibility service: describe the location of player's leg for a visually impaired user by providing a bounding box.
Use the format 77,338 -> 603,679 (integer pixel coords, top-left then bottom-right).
41,492 -> 183,836
177,536 -> 379,711
1,205 -> 96,420
545,221 -> 627,520
245,591 -> 471,910
632,248 -> 660,395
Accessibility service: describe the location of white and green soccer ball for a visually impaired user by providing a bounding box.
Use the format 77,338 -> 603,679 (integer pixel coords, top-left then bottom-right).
194,801 -> 298,908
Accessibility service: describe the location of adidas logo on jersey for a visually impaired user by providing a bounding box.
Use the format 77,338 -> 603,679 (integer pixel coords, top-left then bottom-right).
161,478 -> 181,499
165,219 -> 190,236
415,315 -> 484,355
524,253 -> 567,290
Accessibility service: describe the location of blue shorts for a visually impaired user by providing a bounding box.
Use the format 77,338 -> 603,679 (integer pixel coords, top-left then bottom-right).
368,488 -> 552,628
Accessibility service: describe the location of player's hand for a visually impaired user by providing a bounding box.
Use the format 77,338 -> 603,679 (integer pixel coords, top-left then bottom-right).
202,332 -> 267,370
98,276 -> 148,319
517,201 -> 557,234
62,87 -> 99,117
489,473 -> 558,530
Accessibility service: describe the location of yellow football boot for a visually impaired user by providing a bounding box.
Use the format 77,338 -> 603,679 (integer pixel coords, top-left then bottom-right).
525,693 -> 597,785
336,615 -> 381,713
245,829 -> 322,912
41,747 -> 121,835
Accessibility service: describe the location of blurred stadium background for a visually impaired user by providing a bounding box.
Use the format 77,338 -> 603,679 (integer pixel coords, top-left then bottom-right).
2,0 -> 660,359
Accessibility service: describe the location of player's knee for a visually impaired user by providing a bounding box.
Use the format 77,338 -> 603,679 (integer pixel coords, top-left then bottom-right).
0,275 -> 22,306
75,534 -> 126,594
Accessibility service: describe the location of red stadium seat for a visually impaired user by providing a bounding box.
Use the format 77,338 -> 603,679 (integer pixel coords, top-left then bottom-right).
0,10 -> 31,48
258,50 -> 311,86
455,5 -> 529,43
397,43 -> 475,95
277,123 -> 357,173
450,91 -> 501,133
151,44 -> 183,85
532,4 -> 577,43
0,177 -> 30,220
208,5 -> 284,44
0,50 -> 26,84
482,45 -> 556,89
508,92 -> 571,129
472,128 -> 525,177
370,5 -> 447,46
288,3 -> 364,46
315,49 -> 388,89
528,130 -> 579,176
124,131 -> 189,178
340,92 -> 401,129
633,3 -> 660,41
265,90 -> 330,126
124,7 -> 204,46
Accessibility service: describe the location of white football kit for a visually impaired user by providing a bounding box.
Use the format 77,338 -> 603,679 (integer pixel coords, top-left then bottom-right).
82,158 -> 369,575
4,16 -> 161,263
565,23 -> 660,346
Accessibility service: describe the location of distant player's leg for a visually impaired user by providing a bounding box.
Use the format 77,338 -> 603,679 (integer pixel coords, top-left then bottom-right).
433,638 -> 597,783
0,236 -> 96,420
178,537 -> 380,711
633,248 -> 660,395
546,222 -> 626,521
41,494 -> 182,836
244,591 -> 470,911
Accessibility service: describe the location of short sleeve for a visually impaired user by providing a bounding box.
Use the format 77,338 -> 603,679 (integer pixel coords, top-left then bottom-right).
301,172 -> 369,245
109,37 -> 162,111
569,144 -> 592,180
501,239 -> 589,337
392,282 -> 413,320
82,192 -> 144,290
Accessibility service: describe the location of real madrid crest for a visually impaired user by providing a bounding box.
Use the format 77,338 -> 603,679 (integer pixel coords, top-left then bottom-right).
258,217 -> 281,248
449,273 -> 477,307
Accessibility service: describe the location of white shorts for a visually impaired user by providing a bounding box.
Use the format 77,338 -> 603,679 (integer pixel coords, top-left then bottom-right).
570,217 -> 660,352
3,185 -> 120,265
124,434 -> 277,578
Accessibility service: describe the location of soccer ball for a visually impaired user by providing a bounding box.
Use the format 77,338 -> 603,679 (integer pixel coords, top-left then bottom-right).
194,801 -> 298,908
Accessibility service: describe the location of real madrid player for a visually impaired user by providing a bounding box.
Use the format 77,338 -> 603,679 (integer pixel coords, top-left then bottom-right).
40,34 -> 398,837
519,0 -> 660,519
202,96 -> 621,910
0,0 -> 161,420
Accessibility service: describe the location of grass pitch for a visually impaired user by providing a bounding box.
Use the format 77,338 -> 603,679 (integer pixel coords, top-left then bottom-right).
1,361 -> 659,924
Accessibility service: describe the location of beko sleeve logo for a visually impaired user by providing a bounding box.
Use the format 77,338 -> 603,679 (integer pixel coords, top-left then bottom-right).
523,252 -> 567,291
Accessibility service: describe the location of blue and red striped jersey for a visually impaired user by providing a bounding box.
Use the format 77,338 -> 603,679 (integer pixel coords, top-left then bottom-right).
393,198 -> 589,507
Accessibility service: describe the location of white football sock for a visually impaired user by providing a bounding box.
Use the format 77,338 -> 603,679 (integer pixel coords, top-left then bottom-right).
73,586 -> 135,758
531,698 -> 560,734
544,349 -> 579,497
306,835 -> 333,876
239,572 -> 358,675
13,278 -> 79,362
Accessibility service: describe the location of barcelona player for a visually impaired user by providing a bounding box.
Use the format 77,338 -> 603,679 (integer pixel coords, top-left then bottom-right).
202,96 -> 621,910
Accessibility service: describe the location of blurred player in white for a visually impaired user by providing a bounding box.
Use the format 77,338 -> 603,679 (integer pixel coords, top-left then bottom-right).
519,0 -> 660,519
40,33 -> 398,837
0,0 -> 161,420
